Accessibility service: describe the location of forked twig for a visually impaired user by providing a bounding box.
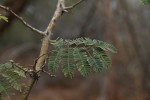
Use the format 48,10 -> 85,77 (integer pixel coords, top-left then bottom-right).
10,60 -> 29,73
64,0 -> 86,10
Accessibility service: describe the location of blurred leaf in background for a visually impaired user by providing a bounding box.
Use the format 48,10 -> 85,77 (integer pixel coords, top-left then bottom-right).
142,0 -> 150,4
0,15 -> 8,22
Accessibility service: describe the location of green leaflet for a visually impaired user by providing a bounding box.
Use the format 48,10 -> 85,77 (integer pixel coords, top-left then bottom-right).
48,48 -> 62,73
61,48 -> 76,78
50,38 -> 64,47
2,71 -> 22,91
87,48 -> 104,72
97,41 -> 117,53
0,16 -> 8,22
0,63 -> 26,99
74,48 -> 91,77
94,48 -> 111,67
0,76 -> 10,93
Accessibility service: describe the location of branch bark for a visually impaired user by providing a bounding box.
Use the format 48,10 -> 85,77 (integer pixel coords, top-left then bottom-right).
35,0 -> 64,72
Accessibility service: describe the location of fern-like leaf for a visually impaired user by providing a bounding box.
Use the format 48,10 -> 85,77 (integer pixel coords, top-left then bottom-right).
0,63 -> 26,99
1,71 -> 22,91
49,38 -> 117,77
61,48 -> 76,77
94,48 -> 111,67
48,48 -> 62,73
87,50 -> 104,72
0,77 -> 10,93
73,48 -> 91,77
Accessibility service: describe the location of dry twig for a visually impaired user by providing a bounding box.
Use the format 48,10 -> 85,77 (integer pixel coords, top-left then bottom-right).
0,5 -> 46,35
10,60 -> 29,73
64,0 -> 86,10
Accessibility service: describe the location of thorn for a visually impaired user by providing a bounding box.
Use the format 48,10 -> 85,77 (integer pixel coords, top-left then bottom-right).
63,9 -> 68,13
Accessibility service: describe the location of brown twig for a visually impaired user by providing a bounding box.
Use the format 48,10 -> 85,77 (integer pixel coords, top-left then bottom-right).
9,60 -> 30,73
64,0 -> 86,10
0,5 -> 46,36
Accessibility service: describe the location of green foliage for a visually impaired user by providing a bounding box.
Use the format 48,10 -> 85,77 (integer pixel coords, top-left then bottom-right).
48,48 -> 63,73
73,48 -> 91,77
61,48 -> 76,77
142,0 -> 150,4
0,15 -> 8,22
0,63 -> 26,98
48,38 -> 117,77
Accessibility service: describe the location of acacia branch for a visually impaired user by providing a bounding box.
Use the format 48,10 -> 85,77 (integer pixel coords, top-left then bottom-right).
24,0 -> 65,99
35,0 -> 86,72
5,0 -> 86,99
0,5 -> 46,36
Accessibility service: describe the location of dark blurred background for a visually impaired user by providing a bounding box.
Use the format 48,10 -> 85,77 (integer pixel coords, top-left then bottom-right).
0,0 -> 150,100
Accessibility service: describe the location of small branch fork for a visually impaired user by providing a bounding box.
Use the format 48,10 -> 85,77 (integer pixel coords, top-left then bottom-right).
1,0 -> 86,100
64,0 -> 86,11
9,59 -> 55,100
9,59 -> 55,77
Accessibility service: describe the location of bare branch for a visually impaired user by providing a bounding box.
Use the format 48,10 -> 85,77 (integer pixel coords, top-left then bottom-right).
64,0 -> 86,10
0,5 -> 46,36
